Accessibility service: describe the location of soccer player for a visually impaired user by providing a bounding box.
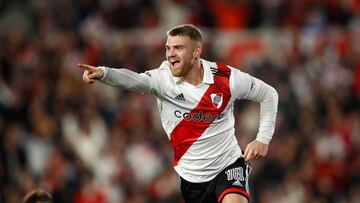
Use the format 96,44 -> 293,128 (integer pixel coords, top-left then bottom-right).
22,189 -> 53,203
78,24 -> 278,203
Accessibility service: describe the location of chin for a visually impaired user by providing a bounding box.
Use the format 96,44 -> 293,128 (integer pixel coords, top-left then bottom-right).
171,70 -> 182,77
170,66 -> 183,77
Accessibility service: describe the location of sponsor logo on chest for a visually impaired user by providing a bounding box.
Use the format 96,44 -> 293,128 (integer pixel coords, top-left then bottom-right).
172,91 -> 226,122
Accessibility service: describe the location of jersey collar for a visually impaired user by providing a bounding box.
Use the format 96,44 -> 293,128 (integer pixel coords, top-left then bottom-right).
171,59 -> 214,85
201,59 -> 214,84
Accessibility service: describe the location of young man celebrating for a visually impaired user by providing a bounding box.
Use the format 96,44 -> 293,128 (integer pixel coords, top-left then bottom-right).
78,24 -> 278,203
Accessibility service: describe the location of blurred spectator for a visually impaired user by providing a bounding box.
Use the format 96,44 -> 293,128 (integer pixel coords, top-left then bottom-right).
22,189 -> 53,203
62,106 -> 107,169
0,0 -> 359,202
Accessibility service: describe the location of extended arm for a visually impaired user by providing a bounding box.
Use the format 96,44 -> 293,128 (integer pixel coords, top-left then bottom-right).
79,64 -> 153,93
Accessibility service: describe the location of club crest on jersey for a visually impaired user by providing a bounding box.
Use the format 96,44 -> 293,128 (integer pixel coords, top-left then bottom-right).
210,93 -> 223,109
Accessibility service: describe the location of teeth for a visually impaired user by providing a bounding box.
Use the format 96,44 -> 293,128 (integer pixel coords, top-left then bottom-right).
171,61 -> 180,65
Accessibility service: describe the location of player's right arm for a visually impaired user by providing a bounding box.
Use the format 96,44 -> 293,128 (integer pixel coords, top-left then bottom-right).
78,63 -> 158,94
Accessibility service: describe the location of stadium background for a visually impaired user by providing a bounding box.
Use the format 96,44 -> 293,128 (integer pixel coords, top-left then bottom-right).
0,0 -> 359,202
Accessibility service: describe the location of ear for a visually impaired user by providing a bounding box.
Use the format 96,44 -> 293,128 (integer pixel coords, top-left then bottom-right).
193,46 -> 202,59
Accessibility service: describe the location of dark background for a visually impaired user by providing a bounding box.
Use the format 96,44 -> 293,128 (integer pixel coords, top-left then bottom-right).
0,0 -> 359,202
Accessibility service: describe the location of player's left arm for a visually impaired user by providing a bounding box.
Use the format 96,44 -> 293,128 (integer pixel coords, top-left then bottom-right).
230,68 -> 279,161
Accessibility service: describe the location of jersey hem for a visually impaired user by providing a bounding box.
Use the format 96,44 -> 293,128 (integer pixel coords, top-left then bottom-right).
174,149 -> 241,183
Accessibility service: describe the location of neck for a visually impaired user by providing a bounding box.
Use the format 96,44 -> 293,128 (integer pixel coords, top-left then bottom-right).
182,59 -> 203,86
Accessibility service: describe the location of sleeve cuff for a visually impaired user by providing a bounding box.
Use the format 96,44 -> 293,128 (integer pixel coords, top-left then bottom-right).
97,66 -> 108,81
256,136 -> 271,145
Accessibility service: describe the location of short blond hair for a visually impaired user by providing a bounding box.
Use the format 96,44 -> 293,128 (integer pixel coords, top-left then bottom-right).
167,24 -> 203,43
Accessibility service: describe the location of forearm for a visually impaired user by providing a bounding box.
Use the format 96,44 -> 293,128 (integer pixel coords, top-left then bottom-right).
98,66 -> 151,93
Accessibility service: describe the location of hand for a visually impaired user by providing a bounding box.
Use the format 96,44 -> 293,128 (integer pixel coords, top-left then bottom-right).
244,140 -> 268,162
78,63 -> 104,84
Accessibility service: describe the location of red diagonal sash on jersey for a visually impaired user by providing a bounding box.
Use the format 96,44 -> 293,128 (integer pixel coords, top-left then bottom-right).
170,63 -> 231,166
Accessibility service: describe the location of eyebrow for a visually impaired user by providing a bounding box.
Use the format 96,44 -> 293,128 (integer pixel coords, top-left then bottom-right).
165,44 -> 185,49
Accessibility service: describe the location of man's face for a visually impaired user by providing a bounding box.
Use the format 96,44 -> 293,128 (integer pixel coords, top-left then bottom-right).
165,35 -> 200,77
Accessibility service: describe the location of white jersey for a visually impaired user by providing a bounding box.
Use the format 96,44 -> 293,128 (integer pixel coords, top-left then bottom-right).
98,59 -> 278,183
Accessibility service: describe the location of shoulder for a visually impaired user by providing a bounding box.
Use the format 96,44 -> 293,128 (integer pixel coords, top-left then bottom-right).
147,61 -> 171,75
220,63 -> 249,77
203,59 -> 232,78
227,65 -> 252,83
143,61 -> 174,91
203,59 -> 248,77
158,61 -> 170,70
144,61 -> 170,77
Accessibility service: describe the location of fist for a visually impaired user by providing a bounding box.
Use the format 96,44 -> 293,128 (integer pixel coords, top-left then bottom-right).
244,140 -> 268,161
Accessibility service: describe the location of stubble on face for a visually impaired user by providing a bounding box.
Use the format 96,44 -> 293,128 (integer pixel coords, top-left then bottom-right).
166,36 -> 197,78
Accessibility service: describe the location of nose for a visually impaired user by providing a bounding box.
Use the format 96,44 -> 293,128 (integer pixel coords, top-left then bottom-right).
167,48 -> 175,58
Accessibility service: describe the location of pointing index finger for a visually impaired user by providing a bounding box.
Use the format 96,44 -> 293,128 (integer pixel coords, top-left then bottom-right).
78,63 -> 95,71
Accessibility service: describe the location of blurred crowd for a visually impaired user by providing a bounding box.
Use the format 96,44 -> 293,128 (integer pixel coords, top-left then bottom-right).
0,0 -> 359,203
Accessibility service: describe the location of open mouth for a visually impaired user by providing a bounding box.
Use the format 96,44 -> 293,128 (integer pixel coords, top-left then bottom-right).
170,60 -> 180,66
